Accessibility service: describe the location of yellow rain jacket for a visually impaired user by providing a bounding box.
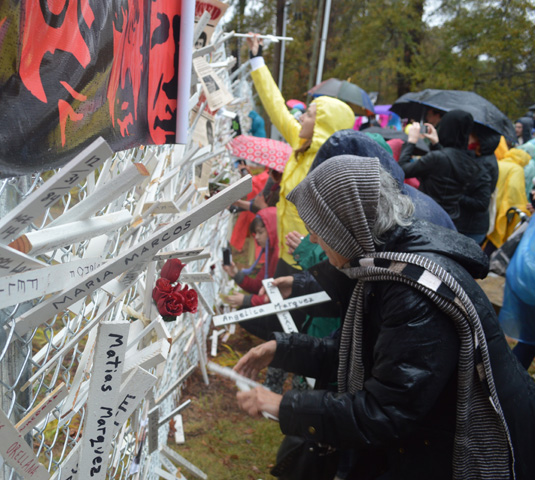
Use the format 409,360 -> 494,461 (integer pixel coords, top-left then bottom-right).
486,147 -> 531,248
251,65 -> 355,265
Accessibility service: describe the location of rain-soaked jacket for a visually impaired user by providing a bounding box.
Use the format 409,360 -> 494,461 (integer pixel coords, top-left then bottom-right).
454,133 -> 501,235
272,220 -> 535,480
234,207 -> 279,307
486,148 -> 531,248
250,61 -> 355,266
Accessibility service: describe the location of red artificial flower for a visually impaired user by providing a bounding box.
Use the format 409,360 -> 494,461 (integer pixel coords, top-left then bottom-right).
160,258 -> 185,283
152,278 -> 174,302
180,285 -> 198,313
157,291 -> 185,317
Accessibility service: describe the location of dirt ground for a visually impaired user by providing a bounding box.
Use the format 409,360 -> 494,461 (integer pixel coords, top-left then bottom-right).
170,325 -> 284,479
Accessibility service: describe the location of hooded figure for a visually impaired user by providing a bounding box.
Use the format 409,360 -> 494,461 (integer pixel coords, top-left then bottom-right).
486,148 -> 531,249
399,110 -> 487,229
312,129 -> 456,230
515,117 -> 534,145
249,55 -> 355,270
454,132 -> 501,240
230,207 -> 279,307
248,110 -> 267,138
235,156 -> 535,480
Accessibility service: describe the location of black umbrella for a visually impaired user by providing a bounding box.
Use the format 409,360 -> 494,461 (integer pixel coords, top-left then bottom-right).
364,126 -> 429,156
391,89 -> 516,142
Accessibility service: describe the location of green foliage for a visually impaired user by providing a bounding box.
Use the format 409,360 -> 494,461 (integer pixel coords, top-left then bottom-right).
225,0 -> 535,119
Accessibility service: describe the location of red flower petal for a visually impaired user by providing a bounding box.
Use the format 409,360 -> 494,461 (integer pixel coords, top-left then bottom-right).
160,258 -> 185,283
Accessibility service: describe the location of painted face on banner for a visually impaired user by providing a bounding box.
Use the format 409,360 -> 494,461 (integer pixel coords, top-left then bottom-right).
148,0 -> 182,144
108,0 -> 147,138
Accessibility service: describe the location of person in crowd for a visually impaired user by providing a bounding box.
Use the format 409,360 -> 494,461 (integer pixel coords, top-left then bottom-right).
232,167 -> 282,214
399,110 -> 492,236
249,110 -> 267,138
225,206 -> 306,393
281,128 -> 457,345
425,107 -> 444,127
229,164 -> 270,254
499,216 -> 535,370
515,117 -> 534,145
452,131 -> 501,244
223,207 -> 278,315
234,155 -> 535,480
358,114 -> 380,131
485,145 -> 531,255
247,33 -> 355,276
285,230 -> 341,340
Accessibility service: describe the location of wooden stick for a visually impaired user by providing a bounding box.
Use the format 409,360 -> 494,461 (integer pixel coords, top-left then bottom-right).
233,32 -> 293,41
16,383 -> 68,436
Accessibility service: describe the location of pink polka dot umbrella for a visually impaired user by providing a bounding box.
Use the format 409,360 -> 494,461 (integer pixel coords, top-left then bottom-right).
228,135 -> 292,173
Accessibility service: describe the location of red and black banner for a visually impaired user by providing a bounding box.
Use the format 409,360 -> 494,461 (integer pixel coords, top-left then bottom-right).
0,0 -> 183,177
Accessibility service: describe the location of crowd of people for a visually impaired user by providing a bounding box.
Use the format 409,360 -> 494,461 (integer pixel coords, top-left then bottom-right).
221,33 -> 535,480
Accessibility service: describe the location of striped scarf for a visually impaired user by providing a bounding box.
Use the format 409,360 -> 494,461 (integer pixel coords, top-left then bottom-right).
287,155 -> 515,479
339,252 -> 515,479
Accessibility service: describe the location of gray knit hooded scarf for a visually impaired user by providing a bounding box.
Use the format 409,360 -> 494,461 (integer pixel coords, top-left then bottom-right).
287,155 -> 514,480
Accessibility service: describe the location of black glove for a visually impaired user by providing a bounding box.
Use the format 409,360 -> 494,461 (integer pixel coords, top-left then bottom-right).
249,43 -> 263,59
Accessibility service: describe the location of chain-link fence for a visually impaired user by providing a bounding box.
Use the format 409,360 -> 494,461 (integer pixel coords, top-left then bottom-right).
0,136 -> 244,479
0,27 -> 260,475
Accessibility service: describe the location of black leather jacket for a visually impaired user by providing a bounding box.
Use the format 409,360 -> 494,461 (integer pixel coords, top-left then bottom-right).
399,143 -> 487,228
272,221 -> 535,479
455,133 -> 501,235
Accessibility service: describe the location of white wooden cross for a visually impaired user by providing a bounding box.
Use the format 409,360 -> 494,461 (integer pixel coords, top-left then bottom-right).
212,279 -> 331,328
0,137 -> 112,245
46,162 -> 150,228
261,278 -> 298,334
50,366 -> 158,480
